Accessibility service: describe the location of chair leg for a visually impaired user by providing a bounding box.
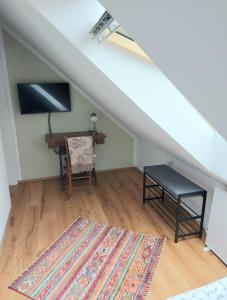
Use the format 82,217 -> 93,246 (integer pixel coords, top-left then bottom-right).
68,173 -> 72,199
88,170 -> 92,187
92,168 -> 97,185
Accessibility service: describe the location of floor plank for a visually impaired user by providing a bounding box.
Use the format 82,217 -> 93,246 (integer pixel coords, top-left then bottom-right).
0,169 -> 226,299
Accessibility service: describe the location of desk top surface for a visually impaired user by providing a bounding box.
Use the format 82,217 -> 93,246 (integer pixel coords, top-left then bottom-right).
45,131 -> 106,148
144,165 -> 206,199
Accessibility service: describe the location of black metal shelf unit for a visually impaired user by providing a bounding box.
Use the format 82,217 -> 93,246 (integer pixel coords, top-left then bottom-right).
143,165 -> 207,243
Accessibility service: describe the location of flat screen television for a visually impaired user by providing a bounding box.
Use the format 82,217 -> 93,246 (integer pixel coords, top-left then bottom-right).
17,83 -> 71,114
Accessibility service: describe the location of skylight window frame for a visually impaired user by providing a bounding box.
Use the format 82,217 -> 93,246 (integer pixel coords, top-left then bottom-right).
90,11 -> 120,43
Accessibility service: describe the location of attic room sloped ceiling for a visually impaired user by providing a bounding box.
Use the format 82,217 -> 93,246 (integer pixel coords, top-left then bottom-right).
0,0 -> 227,184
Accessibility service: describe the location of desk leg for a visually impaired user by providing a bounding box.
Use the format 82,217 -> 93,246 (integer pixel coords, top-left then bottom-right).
58,146 -> 65,190
175,197 -> 181,243
143,172 -> 146,204
199,192 -> 207,238
92,167 -> 97,185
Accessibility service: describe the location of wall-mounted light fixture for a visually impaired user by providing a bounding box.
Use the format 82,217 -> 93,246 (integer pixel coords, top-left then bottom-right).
90,113 -> 98,131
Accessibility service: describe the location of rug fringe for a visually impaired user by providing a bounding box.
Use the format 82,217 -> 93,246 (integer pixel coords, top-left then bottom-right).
8,286 -> 34,300
144,237 -> 166,300
8,216 -> 84,289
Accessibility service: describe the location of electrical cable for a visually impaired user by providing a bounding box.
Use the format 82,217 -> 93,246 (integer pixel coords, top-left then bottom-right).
48,112 -> 60,155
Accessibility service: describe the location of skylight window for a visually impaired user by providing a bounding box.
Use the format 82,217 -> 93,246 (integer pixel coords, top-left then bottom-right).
90,11 -> 151,62
90,11 -> 120,43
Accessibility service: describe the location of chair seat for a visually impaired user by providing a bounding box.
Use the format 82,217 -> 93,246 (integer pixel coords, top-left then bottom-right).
71,164 -> 94,174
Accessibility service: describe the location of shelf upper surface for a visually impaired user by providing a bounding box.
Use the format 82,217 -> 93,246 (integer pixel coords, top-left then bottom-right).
144,165 -> 206,199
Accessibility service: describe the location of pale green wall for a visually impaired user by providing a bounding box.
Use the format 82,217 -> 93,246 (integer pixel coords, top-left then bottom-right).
3,31 -> 133,180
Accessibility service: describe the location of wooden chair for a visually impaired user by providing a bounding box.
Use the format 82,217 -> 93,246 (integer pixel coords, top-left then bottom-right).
64,136 -> 94,198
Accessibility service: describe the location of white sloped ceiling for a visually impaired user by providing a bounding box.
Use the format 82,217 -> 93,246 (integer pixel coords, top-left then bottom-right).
0,0 -> 227,184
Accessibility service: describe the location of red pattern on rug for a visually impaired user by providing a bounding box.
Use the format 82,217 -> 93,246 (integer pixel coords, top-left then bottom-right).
9,217 -> 164,299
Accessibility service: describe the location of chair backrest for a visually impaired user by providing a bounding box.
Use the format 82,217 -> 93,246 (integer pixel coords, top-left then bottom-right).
65,136 -> 94,173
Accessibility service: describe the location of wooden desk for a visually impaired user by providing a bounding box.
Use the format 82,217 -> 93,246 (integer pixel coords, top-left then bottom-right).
45,131 -> 106,148
45,131 -> 106,187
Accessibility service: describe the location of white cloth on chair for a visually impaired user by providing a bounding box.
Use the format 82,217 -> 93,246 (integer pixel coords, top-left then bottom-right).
66,136 -> 94,173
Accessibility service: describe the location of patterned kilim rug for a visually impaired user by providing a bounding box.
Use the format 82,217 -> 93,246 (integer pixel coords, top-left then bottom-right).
9,217 -> 164,300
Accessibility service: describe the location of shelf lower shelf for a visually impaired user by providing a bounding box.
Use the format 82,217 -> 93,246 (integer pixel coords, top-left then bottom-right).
144,177 -> 201,240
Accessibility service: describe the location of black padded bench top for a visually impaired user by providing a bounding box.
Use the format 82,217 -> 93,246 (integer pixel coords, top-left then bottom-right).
144,165 -> 205,199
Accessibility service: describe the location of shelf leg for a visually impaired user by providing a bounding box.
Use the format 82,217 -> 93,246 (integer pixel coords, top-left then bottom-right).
161,188 -> 165,203
175,197 -> 181,243
199,192 -> 207,238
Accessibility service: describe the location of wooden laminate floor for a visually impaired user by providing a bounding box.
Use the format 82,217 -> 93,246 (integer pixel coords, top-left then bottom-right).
0,169 -> 226,299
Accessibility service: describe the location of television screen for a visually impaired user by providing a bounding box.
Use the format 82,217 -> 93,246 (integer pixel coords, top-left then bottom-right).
17,83 -> 71,114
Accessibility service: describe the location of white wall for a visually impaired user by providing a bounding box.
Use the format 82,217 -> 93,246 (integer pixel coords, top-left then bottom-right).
3,31 -> 134,180
0,130 -> 11,244
206,187 -> 227,264
136,138 -> 225,228
0,27 -> 20,184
